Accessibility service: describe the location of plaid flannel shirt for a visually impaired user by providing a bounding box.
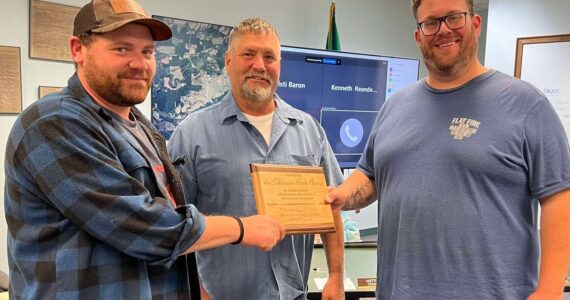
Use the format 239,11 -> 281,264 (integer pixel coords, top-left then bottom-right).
4,74 -> 205,299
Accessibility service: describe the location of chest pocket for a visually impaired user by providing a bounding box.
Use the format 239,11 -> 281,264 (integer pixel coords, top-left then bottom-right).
117,148 -> 163,200
288,154 -> 319,167
118,148 -> 150,173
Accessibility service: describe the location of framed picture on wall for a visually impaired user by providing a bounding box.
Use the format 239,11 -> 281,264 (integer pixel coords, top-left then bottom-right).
514,34 -> 570,140
29,0 -> 79,62
0,46 -> 22,114
38,86 -> 63,99
150,16 -> 232,139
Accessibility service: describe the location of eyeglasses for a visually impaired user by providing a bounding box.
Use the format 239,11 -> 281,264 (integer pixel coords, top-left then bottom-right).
417,12 -> 474,36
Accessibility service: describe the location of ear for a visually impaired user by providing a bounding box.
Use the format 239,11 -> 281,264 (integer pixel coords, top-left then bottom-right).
224,51 -> 231,71
472,13 -> 482,35
69,36 -> 86,65
414,28 -> 422,48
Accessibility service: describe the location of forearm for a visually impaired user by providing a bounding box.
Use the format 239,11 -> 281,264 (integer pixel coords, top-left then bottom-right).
341,170 -> 377,210
184,216 -> 240,254
535,188 -> 570,296
321,210 -> 345,277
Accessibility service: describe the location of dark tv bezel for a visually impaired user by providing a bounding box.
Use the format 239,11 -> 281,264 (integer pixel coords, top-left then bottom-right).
278,45 -> 421,169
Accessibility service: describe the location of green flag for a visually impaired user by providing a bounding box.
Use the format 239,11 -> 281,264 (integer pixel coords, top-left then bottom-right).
326,2 -> 340,50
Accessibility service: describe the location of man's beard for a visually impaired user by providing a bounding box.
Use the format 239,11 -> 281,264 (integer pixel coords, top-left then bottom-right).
84,61 -> 151,107
241,71 -> 275,102
421,24 -> 478,77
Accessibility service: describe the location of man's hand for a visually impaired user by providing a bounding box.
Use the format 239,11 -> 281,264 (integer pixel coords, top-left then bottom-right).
321,273 -> 345,300
240,215 -> 286,251
325,170 -> 377,211
325,186 -> 349,211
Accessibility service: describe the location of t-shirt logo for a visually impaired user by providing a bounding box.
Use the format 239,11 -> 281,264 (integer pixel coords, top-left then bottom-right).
449,117 -> 480,140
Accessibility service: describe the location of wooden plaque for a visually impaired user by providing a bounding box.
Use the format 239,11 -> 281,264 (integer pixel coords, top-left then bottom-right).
0,46 -> 22,113
250,163 -> 335,234
30,0 -> 79,62
38,86 -> 63,99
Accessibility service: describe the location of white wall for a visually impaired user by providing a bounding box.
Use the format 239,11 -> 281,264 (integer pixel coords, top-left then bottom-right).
476,9 -> 488,65
4,0 -> 566,281
485,0 -> 570,74
0,0 -> 420,274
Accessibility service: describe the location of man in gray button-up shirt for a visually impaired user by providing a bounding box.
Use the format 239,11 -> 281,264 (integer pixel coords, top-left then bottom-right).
168,18 -> 345,300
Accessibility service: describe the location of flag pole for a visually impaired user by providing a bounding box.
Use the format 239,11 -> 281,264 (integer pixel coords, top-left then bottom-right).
326,0 -> 340,50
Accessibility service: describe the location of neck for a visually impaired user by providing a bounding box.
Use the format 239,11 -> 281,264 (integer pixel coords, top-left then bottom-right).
426,60 -> 487,90
233,93 -> 276,116
77,70 -> 131,120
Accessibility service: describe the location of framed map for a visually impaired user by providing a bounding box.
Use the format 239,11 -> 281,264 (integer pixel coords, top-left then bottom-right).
152,16 -> 232,139
30,0 -> 79,62
0,46 -> 22,114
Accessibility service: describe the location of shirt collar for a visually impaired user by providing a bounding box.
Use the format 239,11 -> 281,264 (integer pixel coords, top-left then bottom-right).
68,73 -> 114,122
68,72 -> 147,123
219,91 -> 305,125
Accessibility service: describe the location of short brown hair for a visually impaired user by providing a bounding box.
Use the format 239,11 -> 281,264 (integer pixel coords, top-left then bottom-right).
228,18 -> 280,51
78,32 -> 102,46
73,32 -> 102,68
411,0 -> 474,20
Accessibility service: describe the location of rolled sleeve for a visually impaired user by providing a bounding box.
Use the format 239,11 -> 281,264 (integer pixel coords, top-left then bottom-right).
11,108 -> 205,266
151,204 -> 206,267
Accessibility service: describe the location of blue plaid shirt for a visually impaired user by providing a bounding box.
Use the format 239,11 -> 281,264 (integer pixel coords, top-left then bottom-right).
4,74 -> 205,299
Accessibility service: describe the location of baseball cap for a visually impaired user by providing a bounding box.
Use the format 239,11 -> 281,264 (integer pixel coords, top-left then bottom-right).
73,0 -> 172,41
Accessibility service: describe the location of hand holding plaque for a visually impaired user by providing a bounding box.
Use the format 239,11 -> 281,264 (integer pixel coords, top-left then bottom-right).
250,163 -> 336,234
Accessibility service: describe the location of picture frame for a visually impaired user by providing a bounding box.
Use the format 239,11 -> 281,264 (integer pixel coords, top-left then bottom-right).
151,16 -> 232,139
514,34 -> 570,140
38,86 -> 63,99
0,46 -> 22,114
29,0 -> 79,62
514,34 -> 570,78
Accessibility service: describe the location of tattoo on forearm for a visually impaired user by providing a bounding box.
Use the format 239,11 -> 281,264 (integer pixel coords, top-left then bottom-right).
343,180 -> 374,210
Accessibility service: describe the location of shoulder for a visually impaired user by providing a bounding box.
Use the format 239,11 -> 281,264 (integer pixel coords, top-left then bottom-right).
480,70 -> 544,97
177,99 -> 225,129
479,71 -> 549,114
9,89 -> 100,146
168,100 -> 226,151
277,99 -> 322,130
385,80 -> 425,104
379,80 -> 424,112
276,97 -> 315,120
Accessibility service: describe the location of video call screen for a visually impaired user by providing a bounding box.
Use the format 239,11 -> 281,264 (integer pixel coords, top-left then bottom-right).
277,46 -> 420,168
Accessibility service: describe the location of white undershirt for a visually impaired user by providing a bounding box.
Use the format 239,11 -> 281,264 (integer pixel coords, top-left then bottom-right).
243,112 -> 274,145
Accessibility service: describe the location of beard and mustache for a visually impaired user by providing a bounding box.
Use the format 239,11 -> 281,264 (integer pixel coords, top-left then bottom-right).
84,55 -> 275,107
420,22 -> 478,77
241,70 -> 276,102
83,57 -> 152,108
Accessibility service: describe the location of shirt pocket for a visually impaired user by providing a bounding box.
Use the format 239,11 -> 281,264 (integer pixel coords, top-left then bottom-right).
170,154 -> 186,179
118,148 -> 150,173
118,148 -> 162,201
288,154 -> 319,167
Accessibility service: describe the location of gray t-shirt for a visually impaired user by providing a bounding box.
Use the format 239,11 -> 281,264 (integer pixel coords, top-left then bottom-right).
109,111 -> 174,206
358,70 -> 570,299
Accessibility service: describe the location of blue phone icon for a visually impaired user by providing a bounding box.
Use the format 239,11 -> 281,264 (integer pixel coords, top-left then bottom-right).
340,118 -> 364,148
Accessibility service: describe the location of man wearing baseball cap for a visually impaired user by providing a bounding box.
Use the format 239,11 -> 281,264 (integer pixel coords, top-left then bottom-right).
4,0 -> 285,299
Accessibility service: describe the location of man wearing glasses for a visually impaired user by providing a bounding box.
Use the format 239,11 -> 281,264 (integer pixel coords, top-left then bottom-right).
326,0 -> 570,299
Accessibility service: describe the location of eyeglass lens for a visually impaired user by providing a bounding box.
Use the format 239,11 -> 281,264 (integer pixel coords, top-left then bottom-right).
420,13 -> 468,36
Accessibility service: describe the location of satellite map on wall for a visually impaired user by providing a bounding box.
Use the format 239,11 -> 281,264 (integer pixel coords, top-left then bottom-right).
151,16 -> 232,139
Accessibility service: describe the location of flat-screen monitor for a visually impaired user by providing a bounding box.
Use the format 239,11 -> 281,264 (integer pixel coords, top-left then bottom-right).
277,46 -> 420,168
